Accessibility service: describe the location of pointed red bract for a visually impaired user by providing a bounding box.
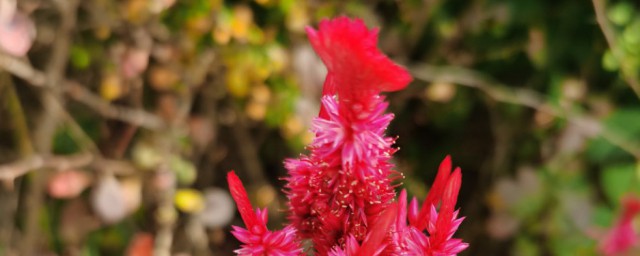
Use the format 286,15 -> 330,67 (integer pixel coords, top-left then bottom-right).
359,203 -> 397,256
227,171 -> 303,255
227,171 -> 265,234
413,155 -> 452,230
431,167 -> 463,252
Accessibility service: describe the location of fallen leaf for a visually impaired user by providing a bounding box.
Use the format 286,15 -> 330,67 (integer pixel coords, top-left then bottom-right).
92,175 -> 128,224
126,233 -> 154,256
148,65 -> 179,91
47,170 -> 91,199
121,48 -> 149,79
199,188 -> 235,228
100,72 -> 124,101
121,177 -> 142,213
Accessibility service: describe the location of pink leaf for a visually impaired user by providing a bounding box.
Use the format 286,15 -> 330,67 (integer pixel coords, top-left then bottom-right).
47,170 -> 91,199
0,12 -> 35,56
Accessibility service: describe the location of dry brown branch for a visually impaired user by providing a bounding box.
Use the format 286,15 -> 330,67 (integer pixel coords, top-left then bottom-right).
0,52 -> 166,130
0,153 -> 139,181
65,82 -> 166,129
411,64 -> 640,159
0,56 -> 46,87
154,49 -> 216,256
20,0 -> 79,253
0,73 -> 34,250
592,0 -> 640,99
0,154 -> 93,181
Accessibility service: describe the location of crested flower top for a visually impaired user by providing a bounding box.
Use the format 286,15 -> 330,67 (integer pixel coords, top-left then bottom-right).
227,17 -> 467,256
305,17 -> 412,116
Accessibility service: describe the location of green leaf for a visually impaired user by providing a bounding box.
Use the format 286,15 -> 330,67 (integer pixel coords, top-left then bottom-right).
170,156 -> 197,186
587,108 -> 640,162
604,108 -> 640,141
70,46 -> 91,70
592,205 -> 614,227
607,2 -> 635,26
622,18 -> 640,51
53,126 -> 81,154
602,49 -> 619,71
514,236 -> 540,256
601,164 -> 638,205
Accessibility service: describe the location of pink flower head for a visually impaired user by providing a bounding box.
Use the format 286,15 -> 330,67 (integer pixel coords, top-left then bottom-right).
285,16 -> 411,254
227,17 -> 467,256
227,171 -> 303,256
600,196 -> 640,255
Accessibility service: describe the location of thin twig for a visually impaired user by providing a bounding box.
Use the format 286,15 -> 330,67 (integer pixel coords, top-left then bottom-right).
0,53 -> 166,130
230,103 -> 267,185
0,153 -> 138,181
154,48 -> 216,256
411,64 -> 640,159
65,82 -> 165,129
0,55 -> 46,87
0,154 -> 93,181
0,72 -> 34,252
20,0 -> 79,253
592,0 -> 640,99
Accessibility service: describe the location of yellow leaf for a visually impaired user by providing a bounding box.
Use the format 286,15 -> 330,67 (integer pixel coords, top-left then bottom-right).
174,189 -> 205,213
424,82 -> 456,103
231,5 -> 253,41
100,73 -> 123,101
246,101 -> 267,121
226,68 -> 250,98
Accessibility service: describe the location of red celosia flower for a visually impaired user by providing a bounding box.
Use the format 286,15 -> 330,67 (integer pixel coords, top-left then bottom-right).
600,197 -> 640,255
227,171 -> 303,256
284,16 -> 411,254
228,16 -> 467,256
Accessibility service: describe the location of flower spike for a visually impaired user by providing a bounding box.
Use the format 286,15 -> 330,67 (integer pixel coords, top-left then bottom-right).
229,17 -> 467,255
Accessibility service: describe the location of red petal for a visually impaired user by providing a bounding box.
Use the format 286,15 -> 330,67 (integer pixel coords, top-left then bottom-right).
621,197 -> 640,223
415,155 -> 452,230
408,197 -> 420,227
227,171 -> 265,234
397,190 -> 408,229
433,167 -> 462,247
358,203 -> 397,256
306,17 -> 411,102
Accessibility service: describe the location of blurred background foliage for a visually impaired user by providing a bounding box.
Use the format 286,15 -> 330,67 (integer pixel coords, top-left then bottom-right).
1,0 -> 640,255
